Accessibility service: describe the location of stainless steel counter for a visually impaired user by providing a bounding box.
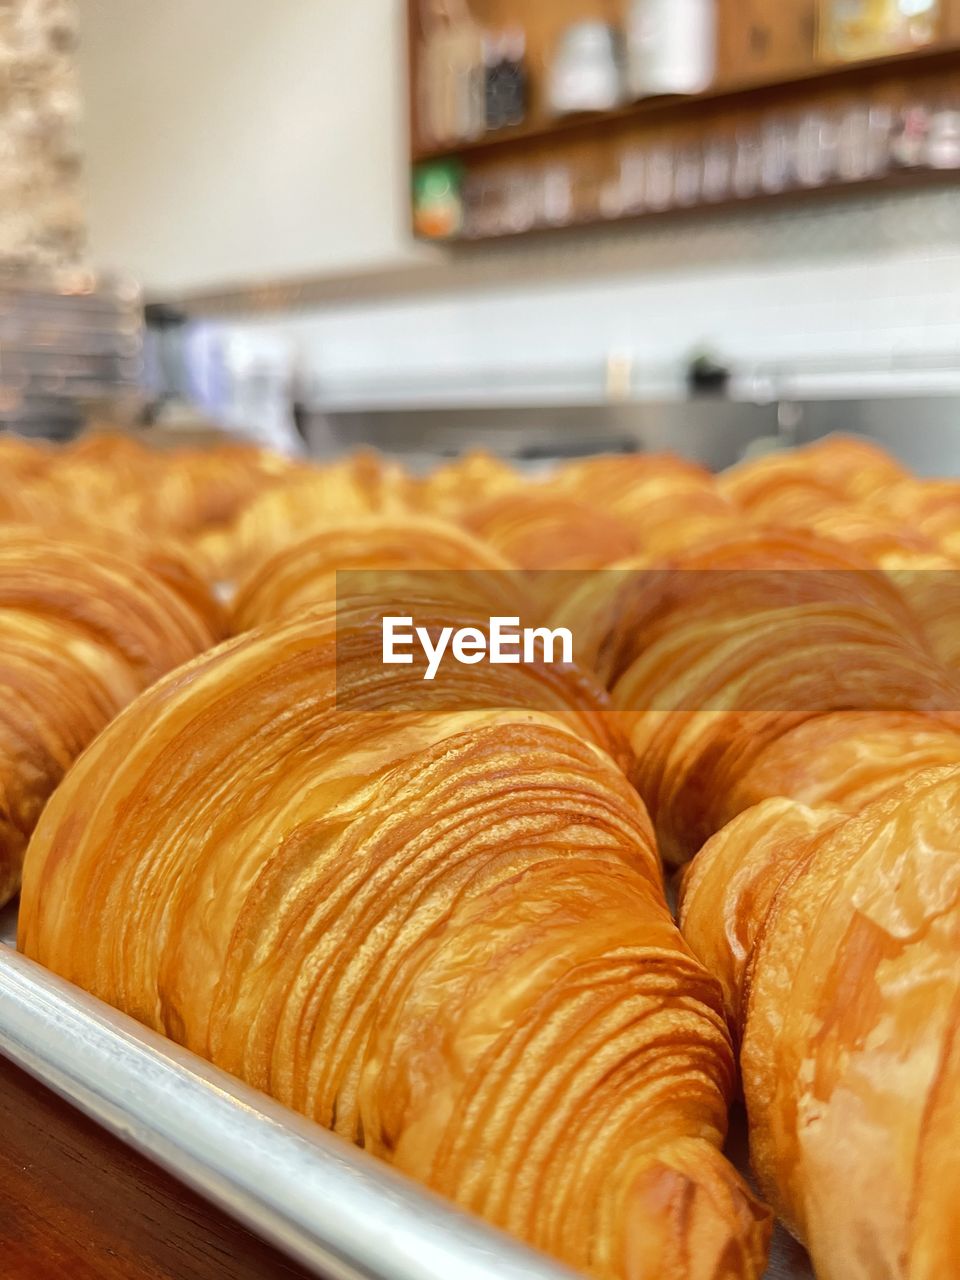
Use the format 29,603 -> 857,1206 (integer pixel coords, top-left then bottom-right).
313,396 -> 960,478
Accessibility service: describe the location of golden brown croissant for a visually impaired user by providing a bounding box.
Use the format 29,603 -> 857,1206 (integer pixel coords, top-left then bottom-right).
225,450 -> 417,582
0,533 -> 222,907
462,491 -> 639,569
719,435 -> 906,514
869,476 -> 960,563
548,453 -> 720,514
600,531 -> 960,861
715,448 -> 960,667
418,450 -> 525,519
0,432 -> 297,584
715,709 -> 960,820
679,770 -> 960,1280
20,598 -> 771,1280
231,515 -> 518,631
546,453 -> 742,557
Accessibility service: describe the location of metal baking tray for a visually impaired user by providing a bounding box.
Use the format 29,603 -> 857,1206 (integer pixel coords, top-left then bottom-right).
0,903 -> 812,1280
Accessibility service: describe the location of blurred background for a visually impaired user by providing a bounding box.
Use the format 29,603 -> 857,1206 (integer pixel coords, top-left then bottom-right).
2,0 -> 960,471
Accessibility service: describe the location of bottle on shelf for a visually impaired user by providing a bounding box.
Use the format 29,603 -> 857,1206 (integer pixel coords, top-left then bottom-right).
418,0 -> 485,147
484,26 -> 529,133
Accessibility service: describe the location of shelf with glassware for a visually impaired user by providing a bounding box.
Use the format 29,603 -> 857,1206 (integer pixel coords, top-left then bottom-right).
408,0 -> 960,241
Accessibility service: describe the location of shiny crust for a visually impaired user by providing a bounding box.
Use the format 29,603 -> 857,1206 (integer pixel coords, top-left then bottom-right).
680,771 -> 960,1280
0,532 -> 221,906
20,599 -> 770,1280
225,451 -> 418,581
462,491 -> 639,570
600,531 -> 960,861
232,515 -> 519,631
11,429 -> 960,1277
418,450 -> 525,519
546,453 -> 742,565
0,432 -> 298,583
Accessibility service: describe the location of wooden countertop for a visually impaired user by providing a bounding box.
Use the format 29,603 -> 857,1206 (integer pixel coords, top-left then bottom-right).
0,1054 -> 320,1280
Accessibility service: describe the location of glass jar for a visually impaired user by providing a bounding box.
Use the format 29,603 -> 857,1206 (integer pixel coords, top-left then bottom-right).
818,0 -> 941,62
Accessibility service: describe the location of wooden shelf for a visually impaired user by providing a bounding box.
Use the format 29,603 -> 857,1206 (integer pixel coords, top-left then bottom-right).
408,0 -> 960,244
412,40 -> 960,165
414,165 -> 960,246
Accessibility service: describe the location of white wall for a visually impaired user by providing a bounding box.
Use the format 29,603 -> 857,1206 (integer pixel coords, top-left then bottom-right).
76,0 -> 426,293
75,1 -> 960,415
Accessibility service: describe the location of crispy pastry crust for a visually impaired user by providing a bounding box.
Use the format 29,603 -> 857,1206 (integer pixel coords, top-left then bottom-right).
20,600 -> 770,1280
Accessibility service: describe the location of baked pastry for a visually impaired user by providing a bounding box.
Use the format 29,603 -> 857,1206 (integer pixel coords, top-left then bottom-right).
719,435 -> 906,514
232,515 -> 519,631
225,451 -> 417,582
603,530 -> 959,861
0,432 -> 299,581
418,450 -> 524,519
0,533 -> 222,907
870,476 -> 960,564
20,596 -> 771,1280
680,769 -> 960,1280
547,453 -> 741,560
462,492 -> 638,570
715,709 -> 960,821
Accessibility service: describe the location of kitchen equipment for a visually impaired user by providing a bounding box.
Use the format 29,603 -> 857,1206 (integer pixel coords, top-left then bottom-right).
674,145 -> 703,206
0,273 -> 142,440
733,128 -> 763,198
0,934 -> 575,1280
891,103 -> 931,166
617,148 -> 648,213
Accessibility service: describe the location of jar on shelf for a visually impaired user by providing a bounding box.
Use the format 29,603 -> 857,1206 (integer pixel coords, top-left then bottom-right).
548,22 -> 625,116
818,0 -> 941,62
626,0 -> 716,100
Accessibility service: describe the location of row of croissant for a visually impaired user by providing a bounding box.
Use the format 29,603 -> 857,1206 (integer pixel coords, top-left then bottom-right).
2,426 -> 958,574
3,429 -> 960,1280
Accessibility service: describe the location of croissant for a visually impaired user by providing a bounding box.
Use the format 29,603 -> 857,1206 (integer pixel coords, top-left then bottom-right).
547,453 -> 742,559
601,531 -> 960,861
144,443 -> 300,579
0,532 -> 222,907
462,492 -> 638,569
225,451 -> 417,582
679,770 -> 960,1280
871,476 -> 960,563
0,432 -> 297,585
20,597 -> 771,1280
418,450 -> 525,520
719,435 -> 906,514
712,451 -> 960,671
232,515 -> 519,631
715,709 -> 960,819
548,453 -> 719,514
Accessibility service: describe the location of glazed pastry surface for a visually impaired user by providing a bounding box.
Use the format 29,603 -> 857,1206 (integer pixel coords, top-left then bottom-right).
20,599 -> 770,1280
